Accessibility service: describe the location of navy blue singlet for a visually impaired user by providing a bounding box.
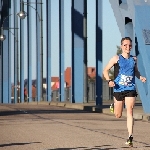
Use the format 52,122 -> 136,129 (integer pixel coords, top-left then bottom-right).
114,55 -> 136,92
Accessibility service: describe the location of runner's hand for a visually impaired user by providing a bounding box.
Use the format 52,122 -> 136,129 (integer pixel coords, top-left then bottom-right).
108,81 -> 115,87
140,76 -> 146,83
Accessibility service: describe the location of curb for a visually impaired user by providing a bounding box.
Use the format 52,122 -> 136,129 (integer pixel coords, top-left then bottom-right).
49,101 -> 150,122
21,101 -> 150,122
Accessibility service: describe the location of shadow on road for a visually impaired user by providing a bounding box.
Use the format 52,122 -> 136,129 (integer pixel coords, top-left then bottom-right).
48,144 -> 150,150
48,145 -> 117,150
0,142 -> 41,148
0,102 -> 142,117
0,108 -> 94,116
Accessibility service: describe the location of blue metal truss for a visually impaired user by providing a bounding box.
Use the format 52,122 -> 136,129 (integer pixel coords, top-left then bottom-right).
0,0 -> 104,107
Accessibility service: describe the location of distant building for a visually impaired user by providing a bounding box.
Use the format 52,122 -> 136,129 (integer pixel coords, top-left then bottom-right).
64,67 -> 96,87
22,66 -> 96,92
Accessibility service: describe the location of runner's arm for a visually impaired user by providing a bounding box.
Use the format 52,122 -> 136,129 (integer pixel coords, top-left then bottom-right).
134,57 -> 141,79
134,57 -> 146,82
103,55 -> 118,81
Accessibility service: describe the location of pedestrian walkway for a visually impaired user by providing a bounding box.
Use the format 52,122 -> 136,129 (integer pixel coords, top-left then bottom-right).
48,100 -> 150,122
20,100 -> 150,121
0,103 -> 150,150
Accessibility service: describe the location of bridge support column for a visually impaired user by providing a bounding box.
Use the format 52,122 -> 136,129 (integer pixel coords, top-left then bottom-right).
46,0 -> 52,102
14,1 -> 19,103
3,30 -> 9,103
59,0 -> 65,102
71,0 -> 84,103
27,0 -> 32,102
96,0 -> 103,106
20,0 -> 25,103
134,6 -> 150,113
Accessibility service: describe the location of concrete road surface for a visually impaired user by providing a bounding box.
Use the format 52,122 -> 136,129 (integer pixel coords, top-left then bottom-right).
0,104 -> 150,150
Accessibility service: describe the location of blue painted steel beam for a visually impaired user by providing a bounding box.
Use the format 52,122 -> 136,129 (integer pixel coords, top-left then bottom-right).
0,46 -> 1,103
96,0 -> 103,106
71,0 -> 84,103
2,0 -> 11,104
134,5 -> 150,113
46,0 -> 52,102
8,4 -> 12,104
83,0 -> 88,103
20,0 -> 24,103
59,0 -> 65,102
3,29 -> 9,103
125,21 -> 135,55
36,0 -> 43,102
13,1 -> 18,103
27,0 -> 32,102
0,1 -> 2,103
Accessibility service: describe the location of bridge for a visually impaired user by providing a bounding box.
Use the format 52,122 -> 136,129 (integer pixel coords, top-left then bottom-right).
0,0 -> 150,113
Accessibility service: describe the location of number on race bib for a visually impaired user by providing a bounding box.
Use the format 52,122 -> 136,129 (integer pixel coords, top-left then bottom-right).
119,74 -> 133,85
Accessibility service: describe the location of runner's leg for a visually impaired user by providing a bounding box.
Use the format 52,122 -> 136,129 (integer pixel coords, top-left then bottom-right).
125,97 -> 135,136
114,97 -> 124,118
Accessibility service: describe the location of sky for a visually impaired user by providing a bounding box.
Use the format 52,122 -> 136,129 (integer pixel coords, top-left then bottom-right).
10,0 -> 121,81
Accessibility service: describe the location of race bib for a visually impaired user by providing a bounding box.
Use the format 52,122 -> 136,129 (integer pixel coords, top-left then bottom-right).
119,74 -> 133,86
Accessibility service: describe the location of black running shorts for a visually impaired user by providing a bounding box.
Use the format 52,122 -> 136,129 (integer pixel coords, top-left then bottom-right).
113,90 -> 137,101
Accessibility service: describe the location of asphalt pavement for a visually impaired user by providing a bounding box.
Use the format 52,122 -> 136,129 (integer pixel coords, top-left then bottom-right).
0,103 -> 150,150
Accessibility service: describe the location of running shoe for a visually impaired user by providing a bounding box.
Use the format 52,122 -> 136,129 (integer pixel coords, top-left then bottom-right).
110,103 -> 114,113
125,136 -> 133,147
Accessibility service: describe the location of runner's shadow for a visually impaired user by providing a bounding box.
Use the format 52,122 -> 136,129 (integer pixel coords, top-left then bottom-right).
121,145 -> 150,149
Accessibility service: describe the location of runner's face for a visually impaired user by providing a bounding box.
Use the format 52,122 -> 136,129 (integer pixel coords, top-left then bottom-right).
121,40 -> 132,54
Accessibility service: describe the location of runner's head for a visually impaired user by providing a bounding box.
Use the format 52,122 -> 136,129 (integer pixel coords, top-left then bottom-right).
121,37 -> 132,54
